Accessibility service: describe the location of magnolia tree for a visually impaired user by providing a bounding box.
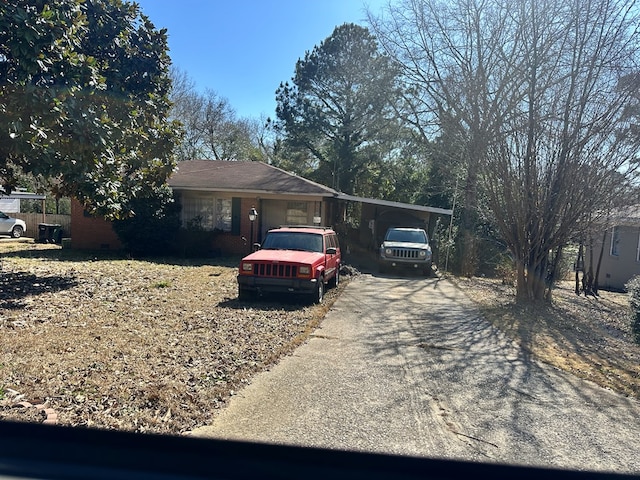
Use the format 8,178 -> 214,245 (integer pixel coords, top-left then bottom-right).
0,0 -> 181,219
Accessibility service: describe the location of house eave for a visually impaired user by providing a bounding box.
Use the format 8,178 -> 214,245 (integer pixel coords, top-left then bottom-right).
335,193 -> 453,216
171,186 -> 336,198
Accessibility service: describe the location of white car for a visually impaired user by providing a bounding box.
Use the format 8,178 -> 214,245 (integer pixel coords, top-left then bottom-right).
0,211 -> 26,238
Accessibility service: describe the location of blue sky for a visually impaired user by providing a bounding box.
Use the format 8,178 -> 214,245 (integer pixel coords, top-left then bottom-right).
134,0 -> 390,120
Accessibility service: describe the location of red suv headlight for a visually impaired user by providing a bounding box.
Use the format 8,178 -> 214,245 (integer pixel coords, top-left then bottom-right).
298,265 -> 311,277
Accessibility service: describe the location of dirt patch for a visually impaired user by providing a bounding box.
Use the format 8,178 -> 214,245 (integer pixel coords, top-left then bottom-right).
453,276 -> 640,399
0,242 -> 350,434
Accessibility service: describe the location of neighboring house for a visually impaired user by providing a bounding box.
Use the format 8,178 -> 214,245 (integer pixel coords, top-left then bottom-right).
71,160 -> 453,257
587,207 -> 640,291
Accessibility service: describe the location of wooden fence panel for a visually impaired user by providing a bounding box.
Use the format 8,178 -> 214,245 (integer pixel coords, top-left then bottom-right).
12,213 -> 71,239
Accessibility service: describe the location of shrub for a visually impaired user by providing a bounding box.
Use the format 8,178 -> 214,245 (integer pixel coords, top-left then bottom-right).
112,187 -> 182,258
495,254 -> 516,285
175,228 -> 220,258
624,275 -> 640,344
555,244 -> 577,282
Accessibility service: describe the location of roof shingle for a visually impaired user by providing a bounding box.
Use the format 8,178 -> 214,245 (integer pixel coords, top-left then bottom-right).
168,160 -> 337,197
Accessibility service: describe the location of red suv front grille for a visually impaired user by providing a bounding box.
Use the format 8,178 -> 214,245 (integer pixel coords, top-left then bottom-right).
255,263 -> 298,278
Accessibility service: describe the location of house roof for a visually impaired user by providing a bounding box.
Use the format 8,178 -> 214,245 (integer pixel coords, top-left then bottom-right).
611,205 -> 640,226
168,160 -> 337,197
168,160 -> 452,216
588,205 -> 640,227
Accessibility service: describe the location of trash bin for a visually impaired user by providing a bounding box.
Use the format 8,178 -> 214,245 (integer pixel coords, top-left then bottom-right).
38,223 -> 62,243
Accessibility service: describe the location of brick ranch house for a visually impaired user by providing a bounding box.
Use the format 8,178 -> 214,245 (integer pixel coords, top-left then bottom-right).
71,160 -> 452,258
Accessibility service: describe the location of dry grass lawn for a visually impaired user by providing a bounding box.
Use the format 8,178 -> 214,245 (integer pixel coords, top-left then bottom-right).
1,242 -> 638,436
453,276 -> 640,399
0,241 -> 342,434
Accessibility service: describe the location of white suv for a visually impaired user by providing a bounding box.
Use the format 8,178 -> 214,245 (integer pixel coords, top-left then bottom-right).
0,211 -> 26,238
379,227 -> 432,276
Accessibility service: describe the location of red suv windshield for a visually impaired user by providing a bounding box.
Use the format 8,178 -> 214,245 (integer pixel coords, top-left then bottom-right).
261,232 -> 324,253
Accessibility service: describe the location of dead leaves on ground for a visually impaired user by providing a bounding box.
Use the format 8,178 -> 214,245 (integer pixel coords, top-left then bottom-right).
0,244 -> 340,434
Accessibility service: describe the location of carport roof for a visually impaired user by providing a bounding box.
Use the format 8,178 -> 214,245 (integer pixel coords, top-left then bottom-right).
336,193 -> 453,216
0,190 -> 46,200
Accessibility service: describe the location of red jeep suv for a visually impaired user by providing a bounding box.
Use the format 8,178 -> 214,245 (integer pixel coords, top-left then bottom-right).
237,226 -> 341,303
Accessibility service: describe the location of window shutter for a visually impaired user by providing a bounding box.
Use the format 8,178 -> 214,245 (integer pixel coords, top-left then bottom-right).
231,198 -> 241,235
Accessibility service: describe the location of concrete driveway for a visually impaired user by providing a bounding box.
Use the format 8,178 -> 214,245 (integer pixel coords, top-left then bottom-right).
192,272 -> 640,475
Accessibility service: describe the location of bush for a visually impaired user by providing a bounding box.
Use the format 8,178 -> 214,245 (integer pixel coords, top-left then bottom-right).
112,188 -> 182,258
624,275 -> 640,344
554,244 -> 577,282
175,229 -> 220,258
495,253 -> 516,285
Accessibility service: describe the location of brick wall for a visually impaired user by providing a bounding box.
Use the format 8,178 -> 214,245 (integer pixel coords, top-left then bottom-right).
68,196 -> 325,256
70,199 -> 123,251
207,198 -> 261,257
69,197 -> 251,255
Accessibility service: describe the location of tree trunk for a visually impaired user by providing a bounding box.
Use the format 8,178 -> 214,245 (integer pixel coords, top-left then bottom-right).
544,245 -> 563,302
575,242 -> 584,295
459,229 -> 477,277
460,139 -> 481,277
593,230 -> 607,295
584,234 -> 595,296
514,249 -> 551,302
516,260 -> 527,301
530,255 -> 549,302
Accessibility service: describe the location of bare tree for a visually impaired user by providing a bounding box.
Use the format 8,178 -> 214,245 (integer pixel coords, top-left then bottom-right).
369,0 -> 522,276
371,0 -> 640,301
169,69 -> 267,162
484,0 -> 640,301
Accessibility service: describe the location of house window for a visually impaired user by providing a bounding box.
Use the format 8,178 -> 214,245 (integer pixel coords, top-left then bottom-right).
610,226 -> 620,256
286,202 -> 308,225
215,198 -> 232,231
182,196 -> 232,232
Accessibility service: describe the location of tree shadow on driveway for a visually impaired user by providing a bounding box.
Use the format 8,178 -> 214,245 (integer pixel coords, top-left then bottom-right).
335,274 -> 640,472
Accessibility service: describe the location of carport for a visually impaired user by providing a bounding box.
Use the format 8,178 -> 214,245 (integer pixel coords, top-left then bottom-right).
0,190 -> 47,218
0,191 -> 50,239
334,193 -> 453,266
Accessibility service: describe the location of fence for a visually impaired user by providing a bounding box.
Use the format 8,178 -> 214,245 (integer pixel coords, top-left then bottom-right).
11,213 -> 71,239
